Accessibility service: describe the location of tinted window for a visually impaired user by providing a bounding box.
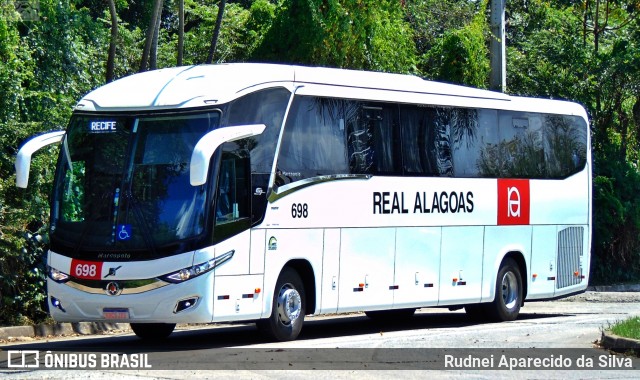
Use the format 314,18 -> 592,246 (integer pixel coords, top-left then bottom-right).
400,105 -> 587,179
226,88 -> 291,174
399,105 -> 459,177
453,108 -> 498,177
543,114 -> 588,178
347,102 -> 401,175
277,97 -> 348,183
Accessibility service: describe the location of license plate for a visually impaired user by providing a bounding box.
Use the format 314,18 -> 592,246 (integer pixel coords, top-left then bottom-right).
103,308 -> 129,320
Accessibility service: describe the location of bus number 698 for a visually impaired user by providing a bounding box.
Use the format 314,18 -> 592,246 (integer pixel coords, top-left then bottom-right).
291,203 -> 308,218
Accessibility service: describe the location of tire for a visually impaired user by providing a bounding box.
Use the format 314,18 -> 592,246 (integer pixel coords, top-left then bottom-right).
365,308 -> 416,322
130,323 -> 175,340
486,258 -> 523,321
257,267 -> 306,341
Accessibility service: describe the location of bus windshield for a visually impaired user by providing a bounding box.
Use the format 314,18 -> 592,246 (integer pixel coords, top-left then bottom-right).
51,112 -> 220,258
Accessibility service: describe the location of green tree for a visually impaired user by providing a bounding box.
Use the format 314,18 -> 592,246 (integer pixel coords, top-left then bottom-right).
406,0 -> 479,78
253,0 -> 417,73
506,0 -> 640,283
0,0 -> 109,325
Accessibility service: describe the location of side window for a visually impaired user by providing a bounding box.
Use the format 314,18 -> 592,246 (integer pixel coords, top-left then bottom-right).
399,105 -> 453,176
227,88 -> 290,225
497,111 -> 545,178
226,87 -> 291,175
400,105 -> 587,179
544,115 -> 588,178
477,111 -> 545,178
213,142 -> 251,243
454,108 -> 497,178
276,96 -> 348,183
347,102 -> 401,175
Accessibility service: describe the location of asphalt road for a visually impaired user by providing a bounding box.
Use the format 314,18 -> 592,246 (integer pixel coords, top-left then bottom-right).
1,291 -> 639,379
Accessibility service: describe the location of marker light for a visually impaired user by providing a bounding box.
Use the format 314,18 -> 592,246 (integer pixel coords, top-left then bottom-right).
161,250 -> 235,283
50,296 -> 66,312
175,297 -> 199,313
48,266 -> 70,283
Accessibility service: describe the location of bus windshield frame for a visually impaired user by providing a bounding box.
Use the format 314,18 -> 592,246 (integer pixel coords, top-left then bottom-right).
50,111 -> 222,260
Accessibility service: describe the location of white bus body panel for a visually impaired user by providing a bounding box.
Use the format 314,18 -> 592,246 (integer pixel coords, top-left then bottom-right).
319,228 -> 341,314
438,226 -> 485,306
261,228 -> 324,318
481,226 -> 532,302
392,227 -> 441,308
337,228 -> 396,313
529,225 -> 559,299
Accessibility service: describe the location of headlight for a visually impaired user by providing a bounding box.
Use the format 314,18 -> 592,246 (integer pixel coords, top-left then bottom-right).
160,250 -> 234,283
48,266 -> 70,283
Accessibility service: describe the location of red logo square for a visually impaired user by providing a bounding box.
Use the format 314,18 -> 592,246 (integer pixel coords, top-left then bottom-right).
497,179 -> 530,225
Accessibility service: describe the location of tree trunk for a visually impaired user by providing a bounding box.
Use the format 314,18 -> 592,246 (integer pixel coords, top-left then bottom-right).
206,0 -> 227,64
106,0 -> 118,83
140,0 -> 163,72
177,0 -> 184,66
150,6 -> 162,70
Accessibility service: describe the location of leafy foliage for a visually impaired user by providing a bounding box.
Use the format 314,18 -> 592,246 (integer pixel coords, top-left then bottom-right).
420,0 -> 490,87
253,0 -> 417,73
506,0 -> 640,284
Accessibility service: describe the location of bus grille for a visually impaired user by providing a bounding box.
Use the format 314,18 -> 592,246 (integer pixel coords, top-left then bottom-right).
556,227 -> 584,289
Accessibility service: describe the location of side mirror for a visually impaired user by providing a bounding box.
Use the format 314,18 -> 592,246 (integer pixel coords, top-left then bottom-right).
15,131 -> 66,188
190,124 -> 266,186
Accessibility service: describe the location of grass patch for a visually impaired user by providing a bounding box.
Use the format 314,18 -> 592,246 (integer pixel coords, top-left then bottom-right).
610,316 -> 640,340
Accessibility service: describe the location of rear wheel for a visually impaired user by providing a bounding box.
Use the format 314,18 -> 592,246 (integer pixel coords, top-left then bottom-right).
130,323 -> 175,340
486,258 -> 522,321
258,268 -> 305,341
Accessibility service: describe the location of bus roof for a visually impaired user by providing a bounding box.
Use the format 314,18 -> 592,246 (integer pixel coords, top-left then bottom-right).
75,63 -> 585,119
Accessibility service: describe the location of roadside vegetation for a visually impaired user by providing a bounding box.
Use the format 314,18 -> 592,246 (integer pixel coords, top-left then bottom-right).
1,0 -> 640,326
610,317 -> 640,340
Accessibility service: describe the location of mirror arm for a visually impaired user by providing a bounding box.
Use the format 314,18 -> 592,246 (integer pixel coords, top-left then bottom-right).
190,124 -> 266,186
15,131 -> 66,188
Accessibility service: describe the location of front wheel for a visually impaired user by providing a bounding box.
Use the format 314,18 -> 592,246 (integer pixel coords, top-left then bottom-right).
257,267 -> 306,341
130,323 -> 175,340
486,258 -> 523,321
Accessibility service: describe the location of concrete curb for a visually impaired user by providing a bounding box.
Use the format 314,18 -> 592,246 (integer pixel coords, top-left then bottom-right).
0,322 -> 127,340
600,331 -> 640,352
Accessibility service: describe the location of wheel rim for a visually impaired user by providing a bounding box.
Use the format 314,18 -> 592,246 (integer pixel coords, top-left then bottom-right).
276,285 -> 301,325
501,271 -> 519,310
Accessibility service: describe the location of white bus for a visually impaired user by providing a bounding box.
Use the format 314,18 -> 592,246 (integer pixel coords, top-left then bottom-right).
16,63 -> 591,341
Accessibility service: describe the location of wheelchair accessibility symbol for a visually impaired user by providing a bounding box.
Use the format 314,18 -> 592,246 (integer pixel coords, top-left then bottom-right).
117,224 -> 132,241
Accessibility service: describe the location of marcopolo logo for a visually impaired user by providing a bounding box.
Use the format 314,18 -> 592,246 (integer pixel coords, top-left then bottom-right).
497,179 -> 530,226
